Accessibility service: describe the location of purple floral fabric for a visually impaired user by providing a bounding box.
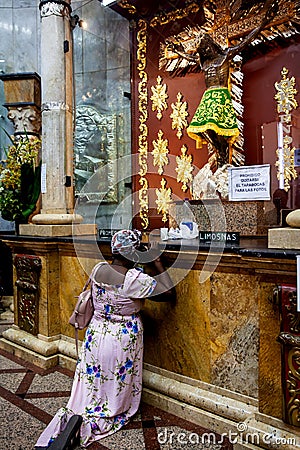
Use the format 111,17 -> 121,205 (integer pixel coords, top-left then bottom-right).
35,263 -> 156,448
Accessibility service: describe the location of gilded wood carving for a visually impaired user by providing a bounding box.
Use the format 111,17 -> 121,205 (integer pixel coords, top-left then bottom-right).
150,76 -> 168,120
176,145 -> 193,192
137,20 -> 149,229
170,92 -> 188,139
151,130 -> 169,175
155,178 -> 173,223
274,67 -> 298,192
277,287 -> 300,427
14,255 -> 42,336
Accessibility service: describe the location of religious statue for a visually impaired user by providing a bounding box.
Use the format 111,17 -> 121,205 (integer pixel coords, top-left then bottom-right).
166,0 -> 277,169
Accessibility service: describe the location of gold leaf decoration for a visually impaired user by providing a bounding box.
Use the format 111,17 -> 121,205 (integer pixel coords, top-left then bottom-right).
150,76 -> 168,120
275,67 -> 298,114
170,92 -> 188,139
176,145 -> 193,192
118,1 -> 136,15
155,178 -> 172,222
149,2 -> 200,27
274,67 -> 298,192
137,20 -> 149,229
151,130 -> 169,175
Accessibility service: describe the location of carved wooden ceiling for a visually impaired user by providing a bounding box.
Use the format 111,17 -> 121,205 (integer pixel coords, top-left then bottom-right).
109,0 -> 199,21
110,0 -> 300,62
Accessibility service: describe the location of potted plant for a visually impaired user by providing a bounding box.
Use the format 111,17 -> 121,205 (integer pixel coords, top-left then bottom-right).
0,133 -> 41,231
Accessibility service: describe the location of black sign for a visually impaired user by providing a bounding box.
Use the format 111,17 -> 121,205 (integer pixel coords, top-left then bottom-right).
98,229 -> 119,240
199,231 -> 240,246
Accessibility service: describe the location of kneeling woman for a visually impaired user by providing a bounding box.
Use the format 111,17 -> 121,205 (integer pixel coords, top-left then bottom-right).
35,229 -> 175,448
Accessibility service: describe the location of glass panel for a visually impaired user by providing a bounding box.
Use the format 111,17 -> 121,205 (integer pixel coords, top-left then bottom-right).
73,2 -> 132,231
74,107 -> 118,203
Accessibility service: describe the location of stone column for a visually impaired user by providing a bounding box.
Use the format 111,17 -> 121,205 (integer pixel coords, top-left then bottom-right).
31,0 -> 82,229
0,72 -> 42,138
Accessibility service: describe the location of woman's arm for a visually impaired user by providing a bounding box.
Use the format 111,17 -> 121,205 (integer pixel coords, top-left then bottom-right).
145,257 -> 176,302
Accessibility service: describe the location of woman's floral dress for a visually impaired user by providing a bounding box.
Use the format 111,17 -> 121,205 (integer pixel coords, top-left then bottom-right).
35,263 -> 156,448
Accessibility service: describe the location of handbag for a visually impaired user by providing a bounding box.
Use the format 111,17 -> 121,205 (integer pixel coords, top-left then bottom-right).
69,263 -> 102,355
69,287 -> 94,330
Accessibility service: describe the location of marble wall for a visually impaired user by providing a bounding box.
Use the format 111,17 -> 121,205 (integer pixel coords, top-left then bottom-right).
142,269 -> 261,398
0,0 -> 38,158
140,253 -> 291,418
60,255 -> 98,340
171,200 -> 266,235
56,252 -> 262,401
142,269 -> 211,382
210,272 -> 260,397
55,249 -> 284,411
0,0 -> 40,75
0,0 -> 131,230
1,237 -> 298,449
51,247 -> 261,401
1,237 -> 295,425
258,282 -> 282,419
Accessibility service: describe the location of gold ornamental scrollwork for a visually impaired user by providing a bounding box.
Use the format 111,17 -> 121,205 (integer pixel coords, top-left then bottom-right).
150,76 -> 168,120
14,255 -> 42,335
286,291 -> 300,333
137,20 -> 149,229
117,1 -> 136,15
150,1 -> 200,27
286,346 -> 300,426
277,332 -> 300,426
151,130 -> 169,175
170,92 -> 189,139
274,67 -> 298,192
176,145 -> 193,192
156,178 -> 173,223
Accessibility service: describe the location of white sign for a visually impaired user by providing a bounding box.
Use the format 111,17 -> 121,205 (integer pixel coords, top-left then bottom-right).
294,149 -> 300,167
41,163 -> 47,194
228,164 -> 270,201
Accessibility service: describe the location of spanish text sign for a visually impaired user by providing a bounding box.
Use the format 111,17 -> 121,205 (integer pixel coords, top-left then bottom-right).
228,164 -> 270,201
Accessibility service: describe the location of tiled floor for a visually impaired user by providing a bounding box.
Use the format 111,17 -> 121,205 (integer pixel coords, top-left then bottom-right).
0,319 -> 233,450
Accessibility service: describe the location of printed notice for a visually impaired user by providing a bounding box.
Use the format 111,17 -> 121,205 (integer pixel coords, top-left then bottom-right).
294,148 -> 300,167
41,163 -> 47,194
228,164 -> 270,201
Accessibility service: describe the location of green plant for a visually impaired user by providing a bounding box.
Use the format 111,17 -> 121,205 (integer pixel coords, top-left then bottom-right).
0,134 -> 41,223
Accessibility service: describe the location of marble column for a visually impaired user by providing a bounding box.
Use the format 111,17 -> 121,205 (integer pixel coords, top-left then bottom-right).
6,105 -> 41,138
0,72 -> 42,138
32,0 -> 81,226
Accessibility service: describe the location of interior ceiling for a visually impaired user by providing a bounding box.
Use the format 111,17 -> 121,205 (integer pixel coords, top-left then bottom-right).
110,0 -> 300,60
110,0 -> 194,21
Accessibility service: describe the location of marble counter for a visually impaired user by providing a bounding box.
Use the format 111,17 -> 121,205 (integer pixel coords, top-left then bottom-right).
0,234 -> 298,439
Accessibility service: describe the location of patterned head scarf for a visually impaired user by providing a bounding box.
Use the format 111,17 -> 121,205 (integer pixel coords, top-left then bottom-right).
111,229 -> 141,255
